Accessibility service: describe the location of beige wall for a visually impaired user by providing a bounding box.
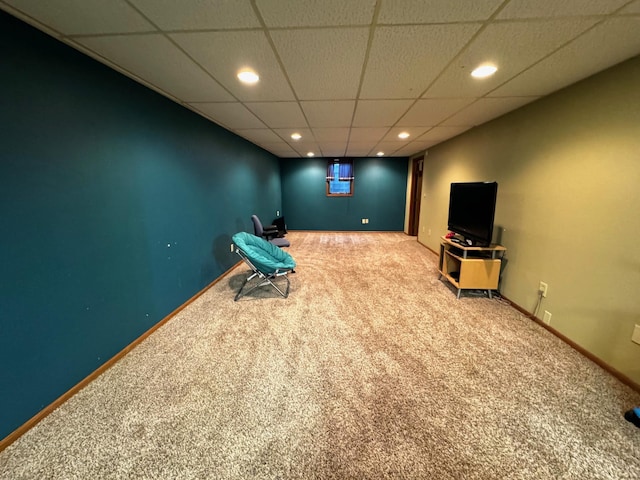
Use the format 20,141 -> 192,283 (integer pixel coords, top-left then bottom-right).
417,55 -> 640,384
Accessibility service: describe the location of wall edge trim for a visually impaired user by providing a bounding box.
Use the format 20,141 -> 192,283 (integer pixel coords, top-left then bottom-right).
0,260 -> 242,452
503,296 -> 640,394
417,239 -> 640,394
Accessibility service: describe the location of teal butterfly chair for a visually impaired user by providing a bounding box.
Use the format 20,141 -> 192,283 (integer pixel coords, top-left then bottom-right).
232,232 -> 296,301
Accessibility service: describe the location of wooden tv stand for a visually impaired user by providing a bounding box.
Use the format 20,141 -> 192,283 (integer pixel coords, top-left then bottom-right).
438,237 -> 506,299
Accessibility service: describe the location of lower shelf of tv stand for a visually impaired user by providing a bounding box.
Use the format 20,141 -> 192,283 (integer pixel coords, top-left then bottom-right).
438,237 -> 505,299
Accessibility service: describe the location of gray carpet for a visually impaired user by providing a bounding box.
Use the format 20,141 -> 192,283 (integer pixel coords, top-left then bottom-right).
1,232 -> 639,479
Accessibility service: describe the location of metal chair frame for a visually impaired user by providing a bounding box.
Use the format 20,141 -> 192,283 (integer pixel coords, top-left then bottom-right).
233,247 -> 292,301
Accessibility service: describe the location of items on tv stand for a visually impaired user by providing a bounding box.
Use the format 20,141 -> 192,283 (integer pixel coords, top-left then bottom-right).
438,236 -> 506,299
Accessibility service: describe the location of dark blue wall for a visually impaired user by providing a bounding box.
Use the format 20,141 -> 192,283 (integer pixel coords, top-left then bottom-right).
281,157 -> 408,230
0,11 -> 281,440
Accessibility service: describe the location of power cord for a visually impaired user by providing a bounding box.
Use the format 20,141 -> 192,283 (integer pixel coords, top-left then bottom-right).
533,289 -> 544,318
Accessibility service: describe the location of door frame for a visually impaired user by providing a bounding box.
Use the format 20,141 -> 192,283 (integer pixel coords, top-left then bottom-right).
407,155 -> 424,236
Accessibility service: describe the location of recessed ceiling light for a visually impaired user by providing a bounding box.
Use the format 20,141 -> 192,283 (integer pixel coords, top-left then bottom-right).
376,151 -> 384,156
291,133 -> 302,140
398,132 -> 410,139
307,152 -> 315,157
237,69 -> 259,84
471,64 -> 497,78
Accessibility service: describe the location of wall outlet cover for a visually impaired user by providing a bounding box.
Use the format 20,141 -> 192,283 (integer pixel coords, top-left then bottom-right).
632,324 -> 640,345
539,281 -> 548,298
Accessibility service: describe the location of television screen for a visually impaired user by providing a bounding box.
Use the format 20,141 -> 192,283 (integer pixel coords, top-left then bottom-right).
447,182 -> 498,246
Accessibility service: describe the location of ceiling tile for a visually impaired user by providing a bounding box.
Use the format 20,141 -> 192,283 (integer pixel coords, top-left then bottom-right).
360,24 -> 481,99
256,0 -> 376,27
312,128 -> 351,143
369,150 -> 388,157
397,98 -> 476,126
392,142 -> 432,156
4,0 -> 154,35
417,126 -> 472,142
491,17 -> 640,97
273,128 -> 313,143
244,102 -> 307,128
190,102 -> 266,129
408,141 -> 438,151
425,18 -> 599,98
76,34 -> 234,102
260,142 -> 300,157
352,100 -> 414,127
442,97 -> 538,127
348,127 -> 390,143
270,28 -> 369,100
300,101 -> 355,127
270,132 -> 320,153
6,0 -> 639,158
290,141 -> 321,157
346,143 -> 376,157
319,143 -> 348,157
233,129 -> 282,144
130,0 -> 260,30
496,0 -> 629,19
378,0 -> 504,23
381,127 -> 430,142
372,141 -> 411,155
171,31 -> 295,102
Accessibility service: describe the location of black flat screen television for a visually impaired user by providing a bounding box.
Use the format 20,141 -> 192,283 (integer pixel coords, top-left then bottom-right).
447,181 -> 498,247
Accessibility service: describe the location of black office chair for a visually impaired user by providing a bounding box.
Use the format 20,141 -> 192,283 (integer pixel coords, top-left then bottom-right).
272,216 -> 288,236
251,215 -> 290,248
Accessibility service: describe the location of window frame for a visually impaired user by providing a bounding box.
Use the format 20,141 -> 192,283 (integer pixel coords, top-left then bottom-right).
326,159 -> 354,197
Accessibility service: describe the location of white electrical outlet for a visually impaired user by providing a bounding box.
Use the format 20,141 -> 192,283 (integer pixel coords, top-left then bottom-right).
539,281 -> 548,298
632,324 -> 640,345
361,218 -> 366,224
276,210 -> 280,216
230,243 -> 234,252
543,311 -> 552,325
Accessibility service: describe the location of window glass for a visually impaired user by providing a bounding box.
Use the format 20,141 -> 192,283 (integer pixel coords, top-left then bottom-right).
326,159 -> 353,196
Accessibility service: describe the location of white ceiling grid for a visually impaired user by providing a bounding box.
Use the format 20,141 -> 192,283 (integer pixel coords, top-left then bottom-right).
1,0 -> 639,158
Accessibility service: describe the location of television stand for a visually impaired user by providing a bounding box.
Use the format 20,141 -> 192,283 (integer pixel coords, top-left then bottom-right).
438,236 -> 506,299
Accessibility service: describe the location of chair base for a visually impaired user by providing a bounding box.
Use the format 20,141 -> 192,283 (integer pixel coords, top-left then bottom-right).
234,270 -> 291,301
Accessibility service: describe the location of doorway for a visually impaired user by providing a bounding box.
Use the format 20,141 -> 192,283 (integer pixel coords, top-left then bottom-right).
408,156 -> 423,236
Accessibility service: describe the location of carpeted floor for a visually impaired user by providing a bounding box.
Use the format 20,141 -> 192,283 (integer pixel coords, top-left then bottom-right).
1,232 -> 639,479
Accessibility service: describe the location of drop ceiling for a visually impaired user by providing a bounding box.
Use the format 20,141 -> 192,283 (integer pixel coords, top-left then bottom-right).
2,0 -> 640,158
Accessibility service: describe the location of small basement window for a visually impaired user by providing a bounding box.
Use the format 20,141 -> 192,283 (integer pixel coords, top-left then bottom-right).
326,159 -> 354,196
